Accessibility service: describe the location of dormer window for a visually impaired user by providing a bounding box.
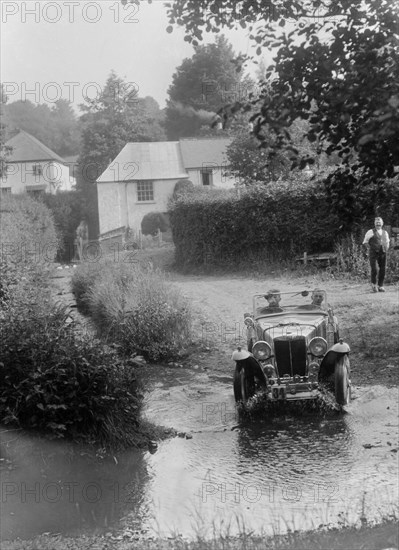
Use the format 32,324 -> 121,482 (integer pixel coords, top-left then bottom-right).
201,168 -> 213,186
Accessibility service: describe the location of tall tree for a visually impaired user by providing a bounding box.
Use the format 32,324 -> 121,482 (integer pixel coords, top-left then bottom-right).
50,99 -> 81,157
77,71 -> 166,238
164,35 -> 246,139
160,0 -> 399,228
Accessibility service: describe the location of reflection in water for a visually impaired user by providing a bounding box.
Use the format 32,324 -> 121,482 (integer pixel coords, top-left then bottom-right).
139,378 -> 398,539
0,431 -> 148,541
1,370 -> 398,542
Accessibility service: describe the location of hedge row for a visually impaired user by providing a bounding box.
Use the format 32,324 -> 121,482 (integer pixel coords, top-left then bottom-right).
169,181 -> 341,267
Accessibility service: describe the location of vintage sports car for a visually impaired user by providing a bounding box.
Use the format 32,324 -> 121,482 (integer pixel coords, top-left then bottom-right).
232,290 -> 351,407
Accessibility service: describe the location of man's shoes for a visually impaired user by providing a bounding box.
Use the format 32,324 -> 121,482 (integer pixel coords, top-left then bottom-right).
372,285 -> 378,293
378,287 -> 386,292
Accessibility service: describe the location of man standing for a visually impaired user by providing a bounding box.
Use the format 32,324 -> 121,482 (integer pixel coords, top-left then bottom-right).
362,217 -> 390,292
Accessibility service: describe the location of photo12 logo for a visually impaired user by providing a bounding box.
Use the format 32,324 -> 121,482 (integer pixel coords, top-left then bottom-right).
2,81 -> 140,105
1,1 -> 140,24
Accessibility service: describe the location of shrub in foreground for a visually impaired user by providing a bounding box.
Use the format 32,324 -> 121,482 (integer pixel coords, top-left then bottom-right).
0,194 -> 58,302
0,294 -> 143,449
72,261 -> 192,361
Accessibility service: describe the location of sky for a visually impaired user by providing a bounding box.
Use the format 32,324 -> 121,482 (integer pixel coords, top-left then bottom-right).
1,0 -> 264,112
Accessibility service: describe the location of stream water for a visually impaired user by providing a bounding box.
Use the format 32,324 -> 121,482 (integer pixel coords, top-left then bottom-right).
1,366 -> 398,541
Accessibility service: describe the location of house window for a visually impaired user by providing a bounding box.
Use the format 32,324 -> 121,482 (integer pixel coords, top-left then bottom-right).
137,181 -> 154,202
201,168 -> 213,186
0,188 -> 11,195
32,164 -> 43,176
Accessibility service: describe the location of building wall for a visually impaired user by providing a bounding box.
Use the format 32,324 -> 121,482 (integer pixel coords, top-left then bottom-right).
98,178 -> 182,237
97,182 -> 123,235
186,166 -> 237,189
125,178 -> 181,235
1,161 -> 75,194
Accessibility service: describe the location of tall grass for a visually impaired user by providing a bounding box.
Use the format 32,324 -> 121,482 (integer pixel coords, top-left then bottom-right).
0,196 -> 150,449
71,260 -> 192,362
333,235 -> 399,283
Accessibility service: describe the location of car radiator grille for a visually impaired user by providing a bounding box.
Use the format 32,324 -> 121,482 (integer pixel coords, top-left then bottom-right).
274,336 -> 307,377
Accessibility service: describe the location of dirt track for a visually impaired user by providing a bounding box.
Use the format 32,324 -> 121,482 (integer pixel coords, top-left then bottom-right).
50,250 -> 399,387
166,270 -> 398,385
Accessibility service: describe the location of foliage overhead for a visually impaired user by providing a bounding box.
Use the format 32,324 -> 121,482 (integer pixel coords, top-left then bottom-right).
160,0 -> 399,227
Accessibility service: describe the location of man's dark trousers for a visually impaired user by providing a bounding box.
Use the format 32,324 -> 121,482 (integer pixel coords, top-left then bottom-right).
369,249 -> 386,287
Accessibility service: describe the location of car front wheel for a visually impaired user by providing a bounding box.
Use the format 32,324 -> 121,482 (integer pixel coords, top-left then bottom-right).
334,355 -> 351,405
234,366 -> 256,404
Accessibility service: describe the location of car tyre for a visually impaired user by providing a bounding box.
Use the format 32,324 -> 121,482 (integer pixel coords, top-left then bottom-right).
334,355 -> 351,405
234,366 -> 256,404
234,358 -> 267,405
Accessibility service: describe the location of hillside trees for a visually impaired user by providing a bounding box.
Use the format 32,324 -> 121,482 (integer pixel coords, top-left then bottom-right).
161,0 -> 399,227
3,98 -> 80,157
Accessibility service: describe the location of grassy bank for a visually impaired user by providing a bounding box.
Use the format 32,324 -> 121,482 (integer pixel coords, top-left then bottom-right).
0,196 -> 159,450
71,256 -> 192,362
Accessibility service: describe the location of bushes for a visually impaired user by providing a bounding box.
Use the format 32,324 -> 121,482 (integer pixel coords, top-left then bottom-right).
141,211 -> 169,236
0,194 -> 58,303
169,181 -> 340,267
0,291 -> 143,449
171,178 -> 195,201
0,195 -> 148,449
333,235 -> 399,283
0,194 -> 58,263
41,191 -> 84,262
71,260 -> 192,361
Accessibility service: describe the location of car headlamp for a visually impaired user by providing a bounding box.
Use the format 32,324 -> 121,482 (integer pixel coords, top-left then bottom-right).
308,337 -> 327,357
263,364 -> 277,378
252,341 -> 272,361
308,361 -> 320,379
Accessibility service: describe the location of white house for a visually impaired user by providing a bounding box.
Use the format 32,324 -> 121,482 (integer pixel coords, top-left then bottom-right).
96,138 -> 236,243
1,130 -> 76,196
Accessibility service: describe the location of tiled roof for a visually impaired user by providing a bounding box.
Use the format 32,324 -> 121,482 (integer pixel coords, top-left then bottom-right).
179,137 -> 232,169
6,130 -> 66,164
97,141 -> 188,183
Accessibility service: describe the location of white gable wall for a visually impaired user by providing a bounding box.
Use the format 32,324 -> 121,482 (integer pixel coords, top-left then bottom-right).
98,178 -> 182,236
98,182 -> 123,235
125,178 -> 181,234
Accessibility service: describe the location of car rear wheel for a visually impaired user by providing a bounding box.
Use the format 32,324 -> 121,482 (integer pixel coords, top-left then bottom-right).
334,355 -> 351,405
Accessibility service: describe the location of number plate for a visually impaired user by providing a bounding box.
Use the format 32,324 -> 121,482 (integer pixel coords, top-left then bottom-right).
272,386 -> 286,400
